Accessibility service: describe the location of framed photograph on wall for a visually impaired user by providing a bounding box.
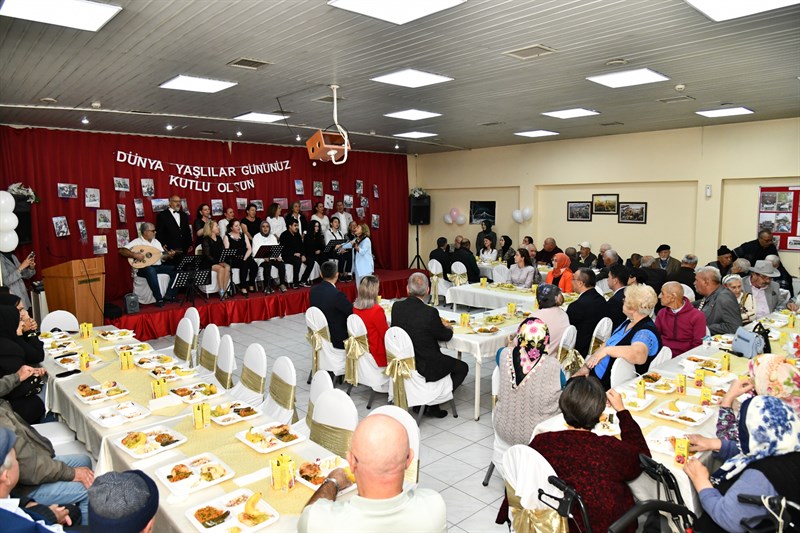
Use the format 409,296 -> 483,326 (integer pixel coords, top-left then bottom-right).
567,201 -> 592,221
469,201 -> 496,224
618,202 -> 647,224
592,194 -> 618,215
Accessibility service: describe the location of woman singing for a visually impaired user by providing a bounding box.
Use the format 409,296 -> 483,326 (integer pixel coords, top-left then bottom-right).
224,220 -> 259,297
201,220 -> 231,300
285,201 -> 307,237
266,202 -> 286,238
338,223 -> 373,286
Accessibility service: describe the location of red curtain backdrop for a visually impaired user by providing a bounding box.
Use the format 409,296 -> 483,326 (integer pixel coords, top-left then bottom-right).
0,126 -> 408,300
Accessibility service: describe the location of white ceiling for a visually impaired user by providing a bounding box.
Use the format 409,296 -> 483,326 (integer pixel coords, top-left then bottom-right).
1,0 -> 798,154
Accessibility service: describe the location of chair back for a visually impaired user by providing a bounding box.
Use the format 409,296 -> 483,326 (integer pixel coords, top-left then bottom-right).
184,306 -> 201,350
305,306 -> 346,375
369,405 -> 421,485
556,325 -> 583,376
610,358 -> 638,387
310,389 -> 358,458
588,317 -> 613,355
650,346 -> 673,369
214,335 -> 236,389
503,445 -> 565,514
198,323 -> 220,372
491,366 -> 500,409
173,317 -> 195,363
228,343 -> 268,406
344,313 -> 382,388
681,283 -> 696,302
451,261 -> 467,275
346,313 -> 368,338
596,278 -> 610,296
40,310 -> 79,333
264,356 -> 298,424
384,327 -> 453,409
307,370 -> 334,427
428,259 -> 452,303
427,259 -> 443,276
493,264 -> 510,283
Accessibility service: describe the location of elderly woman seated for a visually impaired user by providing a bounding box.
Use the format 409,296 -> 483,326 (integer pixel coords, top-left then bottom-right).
575,284 -> 662,390
531,284 -> 570,357
722,274 -> 755,324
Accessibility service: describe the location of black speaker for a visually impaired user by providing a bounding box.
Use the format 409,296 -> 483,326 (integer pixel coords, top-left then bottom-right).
409,196 -> 430,225
13,195 -> 32,245
123,293 -> 140,314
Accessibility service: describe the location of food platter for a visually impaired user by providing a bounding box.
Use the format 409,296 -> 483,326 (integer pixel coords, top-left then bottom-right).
96,329 -> 135,341
483,314 -> 506,325
169,382 -> 223,404
134,353 -> 176,369
710,334 -> 734,349
646,426 -> 698,458
185,488 -> 279,533
88,401 -> 150,428
473,326 -> 500,335
640,372 -> 677,394
39,331 -> 73,341
54,353 -> 99,370
650,400 -> 715,427
155,453 -> 235,495
45,341 -> 81,356
112,425 -> 188,459
680,356 -> 722,372
113,342 -> 154,356
295,456 -> 357,495
235,422 -> 306,454
210,402 -> 261,426
615,388 -> 656,412
148,364 -> 197,382
74,381 -> 129,404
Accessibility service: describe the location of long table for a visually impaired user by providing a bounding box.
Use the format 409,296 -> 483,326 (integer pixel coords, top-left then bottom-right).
446,283 -> 538,311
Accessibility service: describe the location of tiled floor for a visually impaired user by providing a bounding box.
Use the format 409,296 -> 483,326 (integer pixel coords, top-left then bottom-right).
147,312 -> 509,533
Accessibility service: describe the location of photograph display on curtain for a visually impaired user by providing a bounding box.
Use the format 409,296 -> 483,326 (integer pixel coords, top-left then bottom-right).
758,186 -> 800,251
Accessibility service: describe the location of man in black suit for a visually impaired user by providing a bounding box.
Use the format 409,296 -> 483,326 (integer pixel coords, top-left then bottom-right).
451,238 -> 480,283
606,264 -> 629,329
566,268 -> 608,355
641,255 -> 667,295
309,261 -> 352,349
391,273 -> 469,418
280,220 -> 312,288
428,237 -> 452,276
155,195 -> 192,261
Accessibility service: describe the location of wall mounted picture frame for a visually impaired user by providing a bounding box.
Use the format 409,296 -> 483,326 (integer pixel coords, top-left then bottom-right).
567,201 -> 592,221
592,194 -> 618,215
618,202 -> 647,224
469,201 -> 496,224
57,183 -> 78,199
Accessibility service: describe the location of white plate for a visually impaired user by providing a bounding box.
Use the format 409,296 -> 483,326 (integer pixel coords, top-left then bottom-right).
38,331 -> 73,341
210,402 -> 261,426
148,364 -> 198,382
134,353 -> 177,369
640,372 -> 677,394
235,422 -> 306,454
185,488 -> 279,533
680,355 -> 722,372
594,407 -> 621,436
646,426 -> 694,457
169,382 -> 223,404
96,329 -> 135,341
74,382 -> 129,404
53,354 -> 99,370
649,400 -> 715,427
155,453 -> 235,495
112,425 -> 188,459
88,401 -> 150,428
46,342 -> 81,356
472,327 -> 501,335
615,388 -> 657,411
704,370 -> 737,387
295,455 -> 358,496
114,343 -> 154,356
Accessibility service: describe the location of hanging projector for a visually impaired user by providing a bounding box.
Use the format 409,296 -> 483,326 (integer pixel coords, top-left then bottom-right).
306,85 -> 350,165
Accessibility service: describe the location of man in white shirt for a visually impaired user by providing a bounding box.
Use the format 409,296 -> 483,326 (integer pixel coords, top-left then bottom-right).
119,222 -> 179,307
331,201 -> 353,230
298,415 -> 446,533
742,260 -> 788,319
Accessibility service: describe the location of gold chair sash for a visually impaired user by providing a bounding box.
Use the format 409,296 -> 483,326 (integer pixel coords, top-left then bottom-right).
241,365 -> 267,394
505,482 -> 568,533
305,326 -> 331,375
305,400 -> 315,430
173,336 -> 192,363
557,347 -> 585,375
199,347 -> 217,372
448,272 -> 467,286
492,394 -> 498,410
269,373 -> 299,423
215,367 -> 233,389
384,351 -> 416,410
587,335 -> 603,356
191,333 -> 199,354
344,334 -> 370,386
430,273 -> 442,302
309,421 -> 353,458
404,459 -> 420,485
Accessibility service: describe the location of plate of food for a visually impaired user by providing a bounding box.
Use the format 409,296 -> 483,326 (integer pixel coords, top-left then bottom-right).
495,283 -> 517,291
54,353 -> 99,370
615,388 -> 657,412
88,401 -> 151,428
640,372 -> 677,393
235,423 -> 305,454
295,456 -> 357,495
155,453 -> 235,495
711,334 -> 734,349
96,329 -> 135,341
681,356 -> 722,372
169,382 -> 222,404
134,353 -> 175,369
46,341 -> 81,355
112,425 -> 188,458
210,402 -> 261,426
39,331 -> 73,341
650,400 -> 715,427
74,381 -> 129,404
474,326 -> 500,335
148,364 -> 197,382
484,314 -> 506,325
562,293 -> 579,305
114,343 -> 154,356
703,370 -> 736,387
762,315 -> 789,327
646,426 -> 698,458
594,408 -> 621,436
185,488 -> 278,532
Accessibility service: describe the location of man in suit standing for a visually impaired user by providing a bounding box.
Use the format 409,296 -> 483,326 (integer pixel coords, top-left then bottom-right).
391,273 -> 468,418
155,195 -> 192,262
428,237 -> 452,276
309,261 -> 352,349
567,268 -> 608,356
606,264 -> 629,329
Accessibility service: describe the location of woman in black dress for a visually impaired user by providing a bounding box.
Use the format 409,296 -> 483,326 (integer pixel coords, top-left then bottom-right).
304,220 -> 326,276
193,203 -> 211,245
224,220 -> 259,296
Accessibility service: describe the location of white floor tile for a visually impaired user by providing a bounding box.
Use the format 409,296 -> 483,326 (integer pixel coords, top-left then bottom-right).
455,503 -> 507,532
422,456 -> 478,485
450,442 -> 494,466
438,486 -> 488,524
455,469 -> 506,505
423,431 -> 474,455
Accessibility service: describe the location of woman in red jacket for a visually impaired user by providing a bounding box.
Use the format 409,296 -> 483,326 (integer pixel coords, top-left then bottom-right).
546,252 -> 573,293
352,275 -> 388,367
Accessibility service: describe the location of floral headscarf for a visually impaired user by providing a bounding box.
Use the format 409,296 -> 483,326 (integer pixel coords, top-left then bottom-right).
509,318 -> 550,387
551,253 -> 570,277
712,396 -> 800,483
749,353 -> 800,414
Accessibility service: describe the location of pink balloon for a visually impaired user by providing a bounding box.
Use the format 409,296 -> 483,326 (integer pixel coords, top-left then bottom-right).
450,208 -> 460,219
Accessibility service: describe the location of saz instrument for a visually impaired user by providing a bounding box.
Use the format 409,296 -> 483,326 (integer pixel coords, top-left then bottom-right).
127,244 -> 162,268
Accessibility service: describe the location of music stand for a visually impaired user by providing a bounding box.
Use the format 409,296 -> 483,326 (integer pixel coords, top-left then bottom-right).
218,249 -> 243,294
254,245 -> 283,259
176,255 -> 201,272
174,268 -> 211,306
323,240 -> 346,254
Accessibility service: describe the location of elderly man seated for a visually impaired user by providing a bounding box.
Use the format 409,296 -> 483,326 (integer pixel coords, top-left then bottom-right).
535,237 -> 563,265
655,282 -> 707,356
707,245 -> 734,278
298,414 -> 446,532
596,249 -> 621,281
577,241 -> 596,268
118,221 -> 179,307
666,254 -> 698,289
693,266 -> 742,335
656,244 -> 681,277
742,260 -> 789,319
764,254 -> 795,297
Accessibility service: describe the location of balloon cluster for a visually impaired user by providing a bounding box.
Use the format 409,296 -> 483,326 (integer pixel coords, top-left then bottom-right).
443,207 -> 466,225
0,192 -> 18,252
511,207 -> 533,224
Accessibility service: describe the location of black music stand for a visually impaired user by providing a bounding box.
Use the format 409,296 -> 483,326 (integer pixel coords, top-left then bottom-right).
174,268 -> 211,306
323,240 -> 346,254
219,249 -> 243,294
254,245 -> 283,259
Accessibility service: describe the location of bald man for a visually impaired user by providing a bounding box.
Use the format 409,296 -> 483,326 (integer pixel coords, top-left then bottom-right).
655,281 -> 707,356
298,415 -> 446,532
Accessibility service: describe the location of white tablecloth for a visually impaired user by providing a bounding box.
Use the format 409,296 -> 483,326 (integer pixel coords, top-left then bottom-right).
446,283 -> 538,311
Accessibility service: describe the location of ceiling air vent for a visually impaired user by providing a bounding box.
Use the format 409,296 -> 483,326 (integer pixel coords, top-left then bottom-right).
478,121 -> 506,127
227,57 -> 272,70
199,130 -> 218,135
503,44 -> 558,60
658,95 -> 696,104
600,121 -> 624,126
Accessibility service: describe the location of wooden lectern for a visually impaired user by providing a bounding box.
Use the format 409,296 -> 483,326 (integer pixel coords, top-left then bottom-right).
42,258 -> 105,325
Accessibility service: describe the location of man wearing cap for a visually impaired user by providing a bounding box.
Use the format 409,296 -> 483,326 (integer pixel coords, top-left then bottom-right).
707,246 -> 735,278
88,470 -> 158,533
742,260 -> 789,319
656,244 -> 681,277
577,242 -> 596,268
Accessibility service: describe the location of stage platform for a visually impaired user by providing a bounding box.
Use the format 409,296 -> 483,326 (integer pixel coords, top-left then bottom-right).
106,269 -> 422,341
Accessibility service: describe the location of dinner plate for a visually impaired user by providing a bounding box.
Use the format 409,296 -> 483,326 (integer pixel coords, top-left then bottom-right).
88,401 -> 150,428
112,424 -> 188,459
113,342 -> 154,356
639,372 -> 677,393
148,364 -> 197,382
74,382 -> 129,404
96,329 -> 135,341
680,356 -> 722,372
210,401 -> 261,426
169,382 -> 223,404
649,400 -> 715,427
45,342 -> 81,356
646,426 -> 695,457
473,327 -> 501,335
295,456 -> 358,496
615,388 -> 656,411
54,354 -> 99,370
155,453 -> 235,495
185,488 -> 279,533
235,422 -> 306,454
38,331 -> 73,341
134,353 -> 176,369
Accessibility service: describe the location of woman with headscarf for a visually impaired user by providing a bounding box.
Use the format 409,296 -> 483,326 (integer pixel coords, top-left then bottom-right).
498,235 -> 514,267
476,220 -> 497,250
0,305 -> 45,424
532,284 -> 570,357
722,274 -> 755,324
545,252 -> 573,293
684,396 -> 800,532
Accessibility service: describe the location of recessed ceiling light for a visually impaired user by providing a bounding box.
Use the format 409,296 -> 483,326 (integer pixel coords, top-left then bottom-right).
394,143 -> 400,149
684,0 -> 800,22
165,124 -> 174,131
80,117 -> 89,125
384,109 -> 442,121
296,134 -> 302,141
327,0 -> 465,25
236,131 -> 242,137
514,130 -> 560,138
39,97 -> 58,104
695,106 -> 754,117
586,68 -> 669,88
160,74 -> 237,94
233,112 -> 286,123
394,131 -> 437,139
371,69 -> 453,88
0,0 -> 121,32
541,108 -> 599,119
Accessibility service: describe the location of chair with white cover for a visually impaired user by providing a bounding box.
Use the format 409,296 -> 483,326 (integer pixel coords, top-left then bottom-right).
587,317 -> 612,356
304,307 -> 346,384
132,271 -> 171,305
649,346 -> 673,369
184,306 -> 201,353
427,259 -> 452,305
344,314 -> 390,407
448,261 -> 468,286
493,264 -> 510,283
40,310 -> 79,333
32,421 -> 76,446
610,359 -> 638,388
595,278 -> 610,296
556,325 -> 583,377
165,317 -> 195,365
681,283 -> 696,302
210,334 -> 236,390
196,323 -> 220,376
309,388 -> 359,459
482,366 -> 512,486
294,370 -> 334,437
228,343 -> 268,407
502,445 -> 568,532
383,326 -> 457,424
262,356 -> 298,425
194,244 -> 221,296
369,405 -> 421,486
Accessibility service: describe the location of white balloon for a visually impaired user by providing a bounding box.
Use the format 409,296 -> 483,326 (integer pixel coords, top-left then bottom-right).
0,213 -> 18,232
522,207 -> 533,221
512,209 -> 523,223
443,214 -> 453,224
0,231 -> 18,252
456,214 -> 467,225
0,191 -> 14,213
